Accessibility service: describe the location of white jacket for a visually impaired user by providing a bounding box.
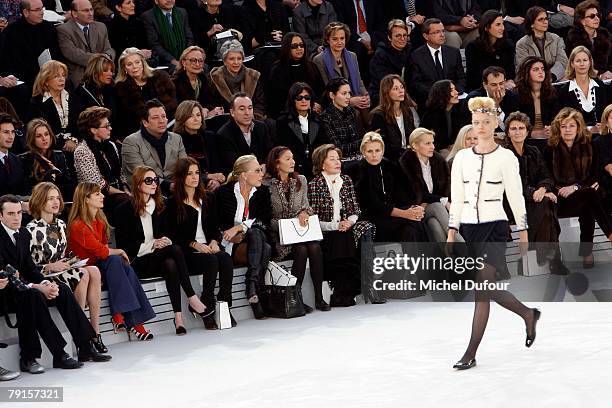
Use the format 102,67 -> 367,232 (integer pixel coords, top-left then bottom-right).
448,146 -> 528,231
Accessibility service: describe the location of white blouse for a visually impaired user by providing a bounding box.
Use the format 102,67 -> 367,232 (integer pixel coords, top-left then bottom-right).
195,205 -> 207,244
137,199 -> 157,257
223,182 -> 256,254
321,172 -> 358,231
568,79 -> 598,113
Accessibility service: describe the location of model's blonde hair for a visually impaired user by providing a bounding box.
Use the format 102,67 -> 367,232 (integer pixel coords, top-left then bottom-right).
446,124 -> 474,162
468,96 -> 497,113
115,47 -> 154,83
566,45 -> 597,79
226,155 -> 259,184
360,132 -> 385,154
32,60 -> 68,97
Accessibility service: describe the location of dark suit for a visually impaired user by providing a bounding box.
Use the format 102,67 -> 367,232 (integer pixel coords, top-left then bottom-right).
434,0 -> 482,26
0,152 -> 27,197
0,225 -> 95,361
216,119 -> 272,175
141,6 -> 194,66
407,44 -> 467,106
331,0 -> 387,48
276,114 -> 328,178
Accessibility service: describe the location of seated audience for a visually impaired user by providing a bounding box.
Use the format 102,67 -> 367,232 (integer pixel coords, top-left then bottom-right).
216,155 -> 272,319
0,97 -> 26,154
318,77 -> 363,159
189,0 -> 242,59
515,6 -> 569,82
292,0 -> 338,57
18,119 -> 75,198
29,60 -> 80,152
388,0 -> 433,47
141,0 -> 194,71
331,0 -> 387,59
307,144 -> 374,307
74,54 -> 117,122
407,18 -> 466,107
26,182 -> 107,350
240,0 -> 290,51
368,19 -> 412,105
420,79 -> 466,152
0,195 -> 110,374
369,74 -> 417,161
556,46 -> 609,127
57,0 -> 116,87
267,32 -> 324,119
276,82 -> 327,179
597,104 -> 612,197
106,0 -> 151,63
465,10 -> 515,91
265,146 -> 330,311
506,0 -> 576,32
164,156 -> 236,328
114,48 -> 177,138
173,46 -> 219,110
173,100 -> 225,189
544,108 -> 612,267
216,93 -> 273,175
433,0 -> 481,49
0,114 -> 27,197
114,166 -> 210,335
122,99 -> 187,195
68,182 -> 156,341
446,124 -> 476,167
566,0 -> 612,80
209,40 -> 267,120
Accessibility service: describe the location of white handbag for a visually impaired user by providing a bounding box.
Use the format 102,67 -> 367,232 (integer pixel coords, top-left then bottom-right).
215,301 -> 232,329
265,261 -> 298,286
278,215 -> 323,246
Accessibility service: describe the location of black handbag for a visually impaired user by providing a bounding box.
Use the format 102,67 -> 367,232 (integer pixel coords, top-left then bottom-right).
260,284 -> 306,319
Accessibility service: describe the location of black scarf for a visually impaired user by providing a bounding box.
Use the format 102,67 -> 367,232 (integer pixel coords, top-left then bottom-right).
140,125 -> 169,167
85,137 -> 122,186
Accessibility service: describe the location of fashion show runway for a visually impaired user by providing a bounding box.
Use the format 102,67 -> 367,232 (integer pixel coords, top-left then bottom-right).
9,301 -> 612,408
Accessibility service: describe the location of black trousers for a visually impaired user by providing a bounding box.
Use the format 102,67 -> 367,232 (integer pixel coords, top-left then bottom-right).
17,283 -> 95,361
185,250 -> 234,308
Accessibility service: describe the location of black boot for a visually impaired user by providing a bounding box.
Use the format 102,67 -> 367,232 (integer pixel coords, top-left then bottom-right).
78,342 -> 112,362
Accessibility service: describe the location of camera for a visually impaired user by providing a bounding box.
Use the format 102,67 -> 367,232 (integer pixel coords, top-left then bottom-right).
0,265 -> 29,292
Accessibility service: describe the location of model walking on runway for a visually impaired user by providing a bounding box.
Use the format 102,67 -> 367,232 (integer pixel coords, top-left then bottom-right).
447,97 -> 541,370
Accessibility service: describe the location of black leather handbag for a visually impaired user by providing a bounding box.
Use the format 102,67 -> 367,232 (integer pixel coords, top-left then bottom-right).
260,284 -> 306,319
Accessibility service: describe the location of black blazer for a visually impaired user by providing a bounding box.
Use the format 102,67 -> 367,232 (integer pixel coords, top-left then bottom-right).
330,0 -> 387,50
113,199 -> 164,260
398,148 -> 451,204
106,14 -> 149,63
407,44 -> 467,106
554,79 -> 610,126
18,150 -> 76,199
28,93 -> 80,146
215,182 -> 272,232
368,41 -> 411,104
172,69 -> 215,108
162,193 -> 222,250
276,113 -> 328,178
369,109 -> 415,161
0,152 -> 27,197
420,104 -> 468,150
0,226 -> 43,284
465,39 -> 515,91
216,118 -> 273,175
434,0 -> 482,26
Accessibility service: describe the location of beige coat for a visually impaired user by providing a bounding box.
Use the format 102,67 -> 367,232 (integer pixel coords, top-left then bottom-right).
515,33 -> 568,81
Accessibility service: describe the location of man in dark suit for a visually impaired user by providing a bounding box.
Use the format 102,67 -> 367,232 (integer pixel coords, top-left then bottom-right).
217,92 -> 272,175
433,0 -> 481,49
466,66 -> 520,132
0,114 -> 26,198
141,0 -> 194,72
0,195 -> 111,374
57,0 -> 116,87
406,18 -> 466,107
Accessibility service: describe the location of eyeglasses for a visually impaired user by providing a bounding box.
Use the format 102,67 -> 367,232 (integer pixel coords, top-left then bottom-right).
290,43 -> 305,49
585,12 -> 601,19
392,34 -> 409,39
536,17 -> 549,22
295,95 -> 311,101
97,123 -> 112,129
186,58 -> 204,64
143,176 -> 160,185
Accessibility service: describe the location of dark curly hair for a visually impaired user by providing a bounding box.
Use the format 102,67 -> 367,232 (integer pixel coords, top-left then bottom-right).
515,56 -> 556,105
426,80 -> 454,111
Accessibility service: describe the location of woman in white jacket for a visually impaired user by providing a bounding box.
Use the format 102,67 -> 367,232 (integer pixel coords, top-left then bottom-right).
448,97 -> 541,370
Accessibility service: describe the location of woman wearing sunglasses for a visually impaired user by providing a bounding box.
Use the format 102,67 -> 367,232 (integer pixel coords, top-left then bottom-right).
276,82 -> 327,179
267,32 -> 324,119
114,166 -> 211,335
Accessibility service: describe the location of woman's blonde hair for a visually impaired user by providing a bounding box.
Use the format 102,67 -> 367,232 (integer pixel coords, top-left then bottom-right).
226,155 -> 258,184
566,45 -> 597,79
68,182 -> 110,239
600,103 -> 612,134
446,124 -> 474,162
467,96 -> 498,114
29,182 -> 64,220
115,47 -> 154,83
83,54 -> 115,88
177,46 -> 206,73
32,60 -> 68,97
360,131 -> 385,154
408,127 -> 435,148
549,107 -> 591,147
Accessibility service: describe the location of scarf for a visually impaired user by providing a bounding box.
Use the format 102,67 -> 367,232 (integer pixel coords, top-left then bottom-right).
140,125 -> 169,168
222,65 -> 246,94
85,137 -> 122,186
322,47 -> 361,95
153,6 -> 186,60
552,141 -> 593,185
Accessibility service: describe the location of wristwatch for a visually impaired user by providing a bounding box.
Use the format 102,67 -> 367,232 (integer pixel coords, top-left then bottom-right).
240,222 -> 248,233
573,184 -> 579,191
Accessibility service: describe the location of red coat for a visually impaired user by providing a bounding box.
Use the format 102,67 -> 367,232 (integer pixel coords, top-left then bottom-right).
67,219 -> 110,265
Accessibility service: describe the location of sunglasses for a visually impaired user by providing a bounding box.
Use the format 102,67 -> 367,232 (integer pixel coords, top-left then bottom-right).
295,95 -> 311,101
585,12 -> 601,19
143,176 -> 160,185
290,43 -> 305,49
186,58 -> 204,64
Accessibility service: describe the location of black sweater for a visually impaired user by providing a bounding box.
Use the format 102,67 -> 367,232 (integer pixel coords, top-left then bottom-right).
162,193 -> 223,249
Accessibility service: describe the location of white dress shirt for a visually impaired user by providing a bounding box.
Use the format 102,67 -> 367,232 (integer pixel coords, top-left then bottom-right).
427,44 -> 443,69
137,199 -> 157,257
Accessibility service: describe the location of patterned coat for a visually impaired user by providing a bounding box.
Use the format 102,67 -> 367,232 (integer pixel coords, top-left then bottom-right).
307,174 -> 374,245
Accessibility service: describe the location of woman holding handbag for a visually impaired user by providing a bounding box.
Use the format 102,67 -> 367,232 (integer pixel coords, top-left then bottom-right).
264,146 -> 330,313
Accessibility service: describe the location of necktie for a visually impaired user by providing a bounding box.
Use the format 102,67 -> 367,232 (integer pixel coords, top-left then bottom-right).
355,0 -> 367,34
1,156 -> 10,174
83,25 -> 91,52
434,50 -> 443,79
405,0 -> 416,17
13,231 -> 19,245
166,13 -> 173,28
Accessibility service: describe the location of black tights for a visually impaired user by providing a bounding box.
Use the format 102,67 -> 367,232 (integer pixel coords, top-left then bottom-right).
460,264 -> 535,362
132,244 -> 196,313
291,243 -> 324,303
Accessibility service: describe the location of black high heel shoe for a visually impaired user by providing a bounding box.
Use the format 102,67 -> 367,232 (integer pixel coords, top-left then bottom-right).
525,308 -> 541,348
249,296 -> 266,320
173,319 -> 187,336
188,304 -> 215,320
92,333 -> 108,353
453,358 -> 476,370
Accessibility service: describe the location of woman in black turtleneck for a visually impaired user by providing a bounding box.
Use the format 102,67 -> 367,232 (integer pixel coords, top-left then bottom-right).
266,32 -> 325,119
106,0 -> 151,64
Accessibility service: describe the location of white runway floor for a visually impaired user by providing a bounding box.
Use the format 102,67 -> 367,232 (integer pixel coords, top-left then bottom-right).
7,301 -> 612,408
